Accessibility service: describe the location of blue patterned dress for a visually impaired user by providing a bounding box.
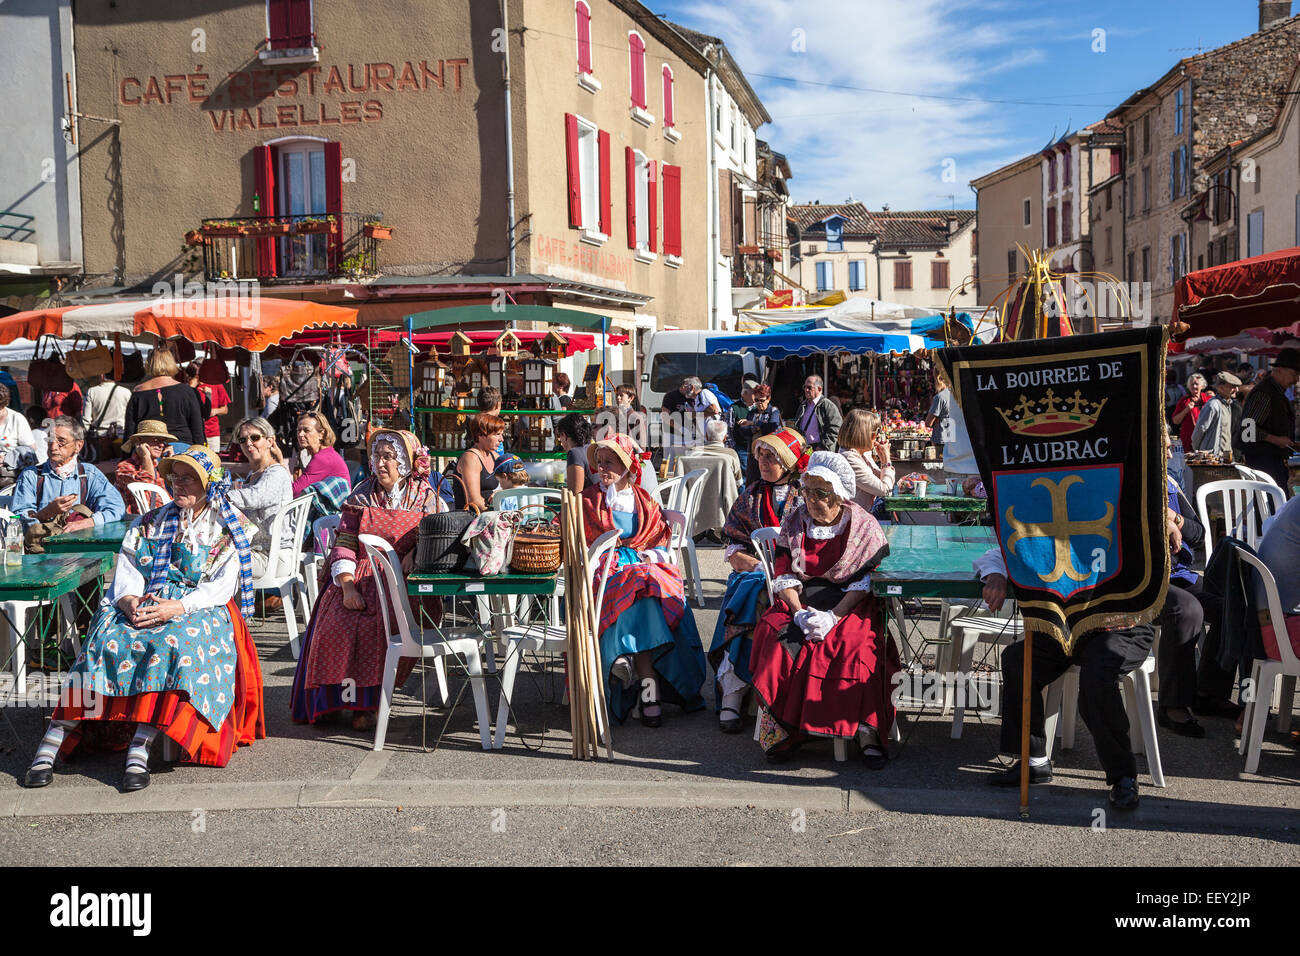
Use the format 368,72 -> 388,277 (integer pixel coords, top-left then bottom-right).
68,528 -> 241,731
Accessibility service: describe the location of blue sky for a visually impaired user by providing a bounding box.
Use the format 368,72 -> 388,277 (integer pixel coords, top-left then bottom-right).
653,0 -> 1267,210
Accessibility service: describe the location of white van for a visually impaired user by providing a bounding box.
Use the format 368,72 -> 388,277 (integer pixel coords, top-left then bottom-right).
640,329 -> 764,445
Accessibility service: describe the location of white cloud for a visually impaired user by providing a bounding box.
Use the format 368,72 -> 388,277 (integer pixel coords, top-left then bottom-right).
671,0 -> 1072,209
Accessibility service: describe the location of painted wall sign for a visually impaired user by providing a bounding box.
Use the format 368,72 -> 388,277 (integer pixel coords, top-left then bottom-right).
117,59 -> 471,134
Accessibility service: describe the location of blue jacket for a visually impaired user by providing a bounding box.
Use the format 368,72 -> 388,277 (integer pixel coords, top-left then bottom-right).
11,460 -> 127,528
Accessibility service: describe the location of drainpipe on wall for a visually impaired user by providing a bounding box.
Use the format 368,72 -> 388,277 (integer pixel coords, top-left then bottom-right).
704,45 -> 720,331
501,0 -> 517,277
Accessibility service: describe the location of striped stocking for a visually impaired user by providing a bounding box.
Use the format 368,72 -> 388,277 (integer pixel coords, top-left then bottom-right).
125,724 -> 159,774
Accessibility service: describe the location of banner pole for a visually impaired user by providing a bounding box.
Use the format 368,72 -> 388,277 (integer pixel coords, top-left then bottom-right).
1019,624 -> 1033,818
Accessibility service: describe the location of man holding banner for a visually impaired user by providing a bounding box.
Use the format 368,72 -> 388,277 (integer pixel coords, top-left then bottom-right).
938,328 -> 1170,812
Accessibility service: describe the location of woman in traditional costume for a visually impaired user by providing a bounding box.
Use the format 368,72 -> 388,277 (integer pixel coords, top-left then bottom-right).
290,429 -> 445,731
749,450 -> 899,768
709,427 -> 807,733
23,445 -> 263,791
581,434 -> 706,726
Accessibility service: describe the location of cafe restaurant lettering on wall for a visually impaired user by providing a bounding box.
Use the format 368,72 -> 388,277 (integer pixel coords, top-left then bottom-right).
117,59 -> 470,133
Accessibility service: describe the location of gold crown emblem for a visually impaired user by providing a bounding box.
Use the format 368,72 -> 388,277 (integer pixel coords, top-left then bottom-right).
997,389 -> 1107,436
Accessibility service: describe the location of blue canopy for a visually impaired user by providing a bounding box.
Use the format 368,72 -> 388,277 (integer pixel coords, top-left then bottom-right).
705,327 -> 945,359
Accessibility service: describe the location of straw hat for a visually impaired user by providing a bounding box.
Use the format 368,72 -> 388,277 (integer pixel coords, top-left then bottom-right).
158,444 -> 221,491
123,419 -> 178,452
752,426 -> 809,473
586,435 -> 638,478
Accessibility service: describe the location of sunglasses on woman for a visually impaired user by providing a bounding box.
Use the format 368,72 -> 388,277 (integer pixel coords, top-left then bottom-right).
801,485 -> 838,504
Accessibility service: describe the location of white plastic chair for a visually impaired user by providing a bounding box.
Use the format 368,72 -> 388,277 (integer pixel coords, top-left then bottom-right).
675,468 -> 708,606
662,509 -> 687,568
128,481 -> 171,513
1041,652 -> 1165,788
939,598 -> 1023,738
1233,464 -> 1280,487
656,474 -> 686,513
360,534 -> 493,752
1195,479 -> 1285,565
1236,549 -> 1300,774
249,493 -> 313,658
301,514 -> 340,614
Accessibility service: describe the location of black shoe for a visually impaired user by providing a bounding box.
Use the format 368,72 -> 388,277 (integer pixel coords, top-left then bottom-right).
718,707 -> 743,734
23,765 -> 53,789
1192,696 -> 1243,719
987,760 -> 1052,786
1109,776 -> 1140,810
120,770 -> 150,793
765,739 -> 802,764
860,746 -> 888,770
639,705 -> 662,728
1158,708 -> 1206,738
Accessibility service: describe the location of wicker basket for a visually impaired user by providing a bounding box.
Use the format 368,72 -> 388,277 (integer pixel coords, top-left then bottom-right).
510,503 -> 562,574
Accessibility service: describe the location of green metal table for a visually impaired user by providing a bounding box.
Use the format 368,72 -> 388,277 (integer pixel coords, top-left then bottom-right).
882,492 -> 988,527
0,553 -> 115,741
43,520 -> 131,555
873,525 -> 997,599
406,570 -> 560,749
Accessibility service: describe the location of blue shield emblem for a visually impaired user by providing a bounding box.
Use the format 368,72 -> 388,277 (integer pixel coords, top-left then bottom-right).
994,465 -> 1121,600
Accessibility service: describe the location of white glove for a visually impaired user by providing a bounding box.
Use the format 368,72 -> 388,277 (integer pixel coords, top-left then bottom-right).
803,609 -> 839,642
793,609 -> 817,636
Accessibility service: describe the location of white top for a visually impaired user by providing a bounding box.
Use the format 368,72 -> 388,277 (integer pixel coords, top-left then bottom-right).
83,380 -> 131,432
108,507 -> 249,614
0,408 -> 35,455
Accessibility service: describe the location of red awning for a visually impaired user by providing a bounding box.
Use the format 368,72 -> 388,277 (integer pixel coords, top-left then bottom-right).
1174,247 -> 1300,337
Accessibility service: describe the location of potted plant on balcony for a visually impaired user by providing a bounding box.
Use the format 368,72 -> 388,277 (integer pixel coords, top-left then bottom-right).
245,218 -> 290,236
362,221 -> 393,240
294,215 -> 338,235
184,229 -> 205,246
736,244 -> 762,255
201,220 -> 249,238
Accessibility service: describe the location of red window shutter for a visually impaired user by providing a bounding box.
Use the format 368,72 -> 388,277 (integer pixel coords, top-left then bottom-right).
647,161 -> 657,253
576,2 -> 592,74
268,0 -> 312,49
324,140 -> 343,269
625,147 -> 637,248
629,34 -> 646,109
565,114 -> 582,227
663,67 -> 674,127
662,164 -> 681,257
288,0 -> 312,46
1110,152 -> 1121,177
598,129 -> 611,236
253,144 -> 278,278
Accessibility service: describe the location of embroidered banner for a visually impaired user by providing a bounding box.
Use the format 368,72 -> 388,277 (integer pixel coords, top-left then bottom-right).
937,328 -> 1169,652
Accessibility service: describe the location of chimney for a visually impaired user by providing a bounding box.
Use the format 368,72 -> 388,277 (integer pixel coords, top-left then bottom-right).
1260,0 -> 1292,31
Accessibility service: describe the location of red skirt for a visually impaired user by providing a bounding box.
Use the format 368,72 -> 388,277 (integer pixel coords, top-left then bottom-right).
53,597 -> 265,767
749,595 -> 899,741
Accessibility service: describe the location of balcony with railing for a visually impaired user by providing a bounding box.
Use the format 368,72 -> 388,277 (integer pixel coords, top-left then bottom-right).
190,212 -> 389,284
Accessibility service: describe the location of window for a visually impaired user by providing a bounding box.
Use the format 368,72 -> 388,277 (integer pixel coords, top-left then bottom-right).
816,261 -> 832,292
1127,251 -> 1135,283
730,107 -> 738,152
1214,171 -> 1232,223
662,66 -> 676,135
1141,166 -> 1150,211
266,0 -> 314,51
1110,152 -> 1121,177
1008,249 -> 1018,279
575,2 -> 599,91
564,113 -> 610,240
825,217 -> 843,252
1169,146 -> 1186,200
1105,185 -> 1113,211
1126,176 -> 1135,219
1175,87 -> 1184,135
1061,200 -> 1072,243
931,259 -> 949,289
1169,232 -> 1187,285
894,259 -> 913,290
625,148 -> 656,256
1023,198 -> 1031,226
1105,226 -> 1113,264
662,164 -> 682,260
1126,125 -> 1134,166
1046,206 -> 1057,246
1248,210 -> 1264,257
1143,114 -> 1150,155
1141,246 -> 1150,283
1208,242 -> 1216,267
849,260 -> 867,291
628,32 -> 652,124
715,100 -> 722,132
1255,163 -> 1262,194
1047,155 -> 1056,193
1062,149 -> 1071,189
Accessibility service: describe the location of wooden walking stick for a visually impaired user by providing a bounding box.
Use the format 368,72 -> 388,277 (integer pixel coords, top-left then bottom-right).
1020,624 -> 1033,819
